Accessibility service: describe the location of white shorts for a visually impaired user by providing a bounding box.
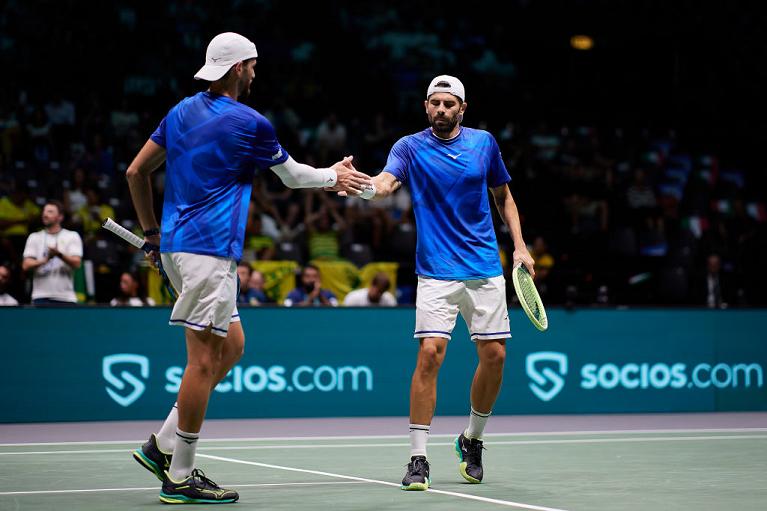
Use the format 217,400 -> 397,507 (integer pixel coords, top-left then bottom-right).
415,275 -> 510,342
161,252 -> 240,338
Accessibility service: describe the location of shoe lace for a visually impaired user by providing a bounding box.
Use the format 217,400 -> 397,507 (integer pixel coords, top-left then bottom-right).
190,469 -> 221,490
464,439 -> 486,461
408,457 -> 428,475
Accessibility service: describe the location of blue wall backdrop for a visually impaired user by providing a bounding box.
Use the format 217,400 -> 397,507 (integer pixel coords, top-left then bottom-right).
2,308 -> 766,423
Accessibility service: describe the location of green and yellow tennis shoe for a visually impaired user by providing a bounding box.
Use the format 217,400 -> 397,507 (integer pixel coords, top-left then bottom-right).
160,468 -> 239,504
401,455 -> 430,491
133,433 -> 172,481
455,433 -> 484,483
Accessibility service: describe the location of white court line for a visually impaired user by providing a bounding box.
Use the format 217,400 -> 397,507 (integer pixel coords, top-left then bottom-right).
1,427 -> 766,447
198,453 -> 570,511
5,433 -> 767,456
0,480 -> 366,496
2,434 -> 766,456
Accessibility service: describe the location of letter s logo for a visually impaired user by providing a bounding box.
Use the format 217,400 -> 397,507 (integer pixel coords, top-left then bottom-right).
103,354 -> 149,407
526,352 -> 568,402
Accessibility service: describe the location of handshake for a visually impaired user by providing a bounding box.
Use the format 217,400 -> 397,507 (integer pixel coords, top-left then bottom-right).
327,156 -> 375,199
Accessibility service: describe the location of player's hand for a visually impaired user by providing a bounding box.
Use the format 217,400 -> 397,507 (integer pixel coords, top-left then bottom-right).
144,234 -> 161,268
309,280 -> 321,299
330,156 -> 371,195
47,246 -> 62,258
513,247 -> 536,279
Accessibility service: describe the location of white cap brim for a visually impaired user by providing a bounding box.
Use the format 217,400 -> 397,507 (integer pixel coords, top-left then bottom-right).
193,49 -> 259,81
194,64 -> 232,81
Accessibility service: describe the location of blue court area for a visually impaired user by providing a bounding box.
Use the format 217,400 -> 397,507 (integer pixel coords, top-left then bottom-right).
1,417 -> 766,511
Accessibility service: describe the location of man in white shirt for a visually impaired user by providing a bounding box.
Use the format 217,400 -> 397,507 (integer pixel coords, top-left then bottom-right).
22,200 -> 82,305
0,264 -> 19,306
343,272 -> 397,306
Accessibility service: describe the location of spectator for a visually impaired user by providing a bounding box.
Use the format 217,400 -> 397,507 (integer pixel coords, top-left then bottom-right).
343,272 -> 397,306
0,264 -> 19,305
236,262 -> 254,304
694,253 -> 733,309
63,167 -> 89,218
21,200 -> 82,305
305,193 -> 346,261
0,182 -> 40,258
315,112 -> 347,163
110,271 -> 155,306
284,264 -> 338,306
76,188 -> 116,236
243,205 -> 276,262
246,270 -> 272,305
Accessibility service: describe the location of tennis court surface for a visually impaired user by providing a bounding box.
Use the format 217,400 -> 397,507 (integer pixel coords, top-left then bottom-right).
1,414 -> 765,511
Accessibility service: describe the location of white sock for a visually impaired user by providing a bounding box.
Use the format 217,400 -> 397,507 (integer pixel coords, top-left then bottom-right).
168,428 -> 199,481
155,403 -> 178,453
409,424 -> 430,458
465,407 -> 491,439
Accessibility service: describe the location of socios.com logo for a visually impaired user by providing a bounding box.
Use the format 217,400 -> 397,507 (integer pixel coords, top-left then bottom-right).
526,352 -> 568,402
103,354 -> 149,407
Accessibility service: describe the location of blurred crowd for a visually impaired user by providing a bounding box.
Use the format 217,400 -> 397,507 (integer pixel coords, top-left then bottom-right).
1,0 -> 765,307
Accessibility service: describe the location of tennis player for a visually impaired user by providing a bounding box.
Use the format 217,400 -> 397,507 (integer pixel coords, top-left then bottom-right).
346,75 -> 535,490
126,32 -> 371,504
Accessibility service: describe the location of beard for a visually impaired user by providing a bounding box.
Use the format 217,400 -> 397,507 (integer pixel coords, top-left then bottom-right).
428,112 -> 460,136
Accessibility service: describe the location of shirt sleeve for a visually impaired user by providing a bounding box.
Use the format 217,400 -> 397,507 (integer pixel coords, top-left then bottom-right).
284,288 -> 302,306
487,134 -> 511,188
382,137 -> 411,184
64,232 -> 83,257
252,115 -> 289,169
22,233 -> 38,259
150,116 -> 167,148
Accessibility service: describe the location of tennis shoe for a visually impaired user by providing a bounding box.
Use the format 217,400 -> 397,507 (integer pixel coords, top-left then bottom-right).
401,455 -> 430,491
160,468 -> 238,504
455,433 -> 484,483
133,433 -> 172,481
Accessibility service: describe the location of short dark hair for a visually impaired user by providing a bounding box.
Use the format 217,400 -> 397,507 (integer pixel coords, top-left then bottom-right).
304,264 -> 320,274
218,58 -> 257,82
371,273 -> 391,292
44,200 -> 65,215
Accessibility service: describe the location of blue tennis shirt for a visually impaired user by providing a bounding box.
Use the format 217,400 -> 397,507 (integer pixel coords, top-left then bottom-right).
383,127 -> 511,280
151,92 -> 289,261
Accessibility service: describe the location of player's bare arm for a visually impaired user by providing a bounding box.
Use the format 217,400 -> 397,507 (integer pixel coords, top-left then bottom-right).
335,170 -> 402,199
490,184 -> 535,277
126,139 -> 166,239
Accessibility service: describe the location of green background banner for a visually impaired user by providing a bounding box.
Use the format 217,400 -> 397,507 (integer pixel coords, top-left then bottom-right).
2,308 -> 765,423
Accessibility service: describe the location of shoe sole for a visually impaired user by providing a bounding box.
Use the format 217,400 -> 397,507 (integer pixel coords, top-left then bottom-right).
400,478 -> 430,491
159,493 -> 238,504
133,449 -> 164,482
454,437 -> 482,484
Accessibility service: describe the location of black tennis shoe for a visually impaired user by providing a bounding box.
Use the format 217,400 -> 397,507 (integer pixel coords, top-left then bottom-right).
455,433 -> 484,483
133,433 -> 172,481
401,455 -> 430,491
160,468 -> 239,504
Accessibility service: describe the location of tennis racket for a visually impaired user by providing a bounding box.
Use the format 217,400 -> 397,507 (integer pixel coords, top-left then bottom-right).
101,218 -> 177,301
511,263 -> 548,331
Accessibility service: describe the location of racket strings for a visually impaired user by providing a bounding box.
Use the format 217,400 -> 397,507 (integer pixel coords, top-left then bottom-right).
521,277 -> 541,318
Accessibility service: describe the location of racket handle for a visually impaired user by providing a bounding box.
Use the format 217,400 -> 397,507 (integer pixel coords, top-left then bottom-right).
102,218 -> 155,253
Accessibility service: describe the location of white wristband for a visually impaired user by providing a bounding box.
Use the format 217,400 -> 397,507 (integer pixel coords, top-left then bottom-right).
320,168 -> 337,187
358,183 -> 377,200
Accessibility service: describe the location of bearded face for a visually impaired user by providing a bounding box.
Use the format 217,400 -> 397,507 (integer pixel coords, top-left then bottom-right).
425,92 -> 465,137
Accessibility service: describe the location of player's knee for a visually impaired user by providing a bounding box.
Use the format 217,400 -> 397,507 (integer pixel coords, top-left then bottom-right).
481,344 -> 506,370
417,343 -> 444,373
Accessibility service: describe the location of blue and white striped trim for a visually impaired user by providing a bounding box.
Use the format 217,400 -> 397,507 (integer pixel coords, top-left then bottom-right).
169,318 -> 228,334
414,330 -> 452,339
470,331 -> 511,339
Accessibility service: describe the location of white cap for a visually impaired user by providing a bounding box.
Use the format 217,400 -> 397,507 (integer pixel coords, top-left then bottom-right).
194,32 -> 258,81
426,75 -> 465,102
